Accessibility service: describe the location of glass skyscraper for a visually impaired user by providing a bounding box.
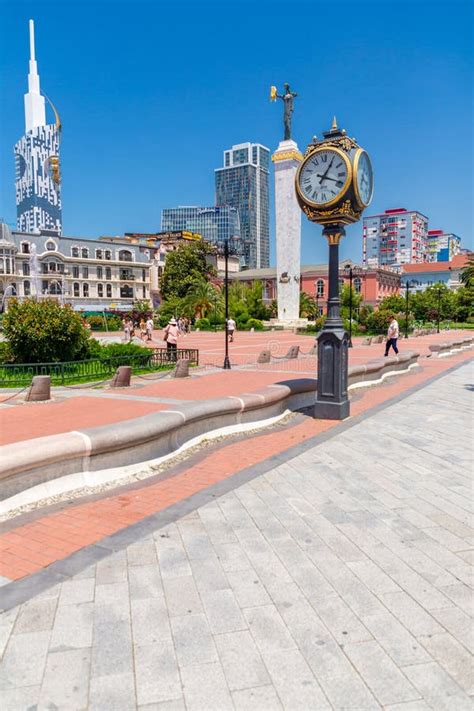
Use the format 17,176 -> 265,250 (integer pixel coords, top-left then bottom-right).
215,142 -> 270,269
161,205 -> 241,245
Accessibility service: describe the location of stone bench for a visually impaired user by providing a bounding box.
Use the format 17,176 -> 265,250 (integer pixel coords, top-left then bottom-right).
348,351 -> 419,389
429,338 -> 474,357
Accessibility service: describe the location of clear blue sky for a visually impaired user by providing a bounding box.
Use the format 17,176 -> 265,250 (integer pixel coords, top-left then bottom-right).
1,0 -> 472,265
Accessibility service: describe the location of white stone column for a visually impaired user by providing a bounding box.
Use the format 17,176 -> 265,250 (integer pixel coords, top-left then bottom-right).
272,139 -> 303,324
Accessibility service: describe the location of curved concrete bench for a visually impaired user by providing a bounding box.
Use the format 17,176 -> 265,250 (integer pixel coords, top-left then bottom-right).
0,351 -> 421,501
429,338 -> 474,357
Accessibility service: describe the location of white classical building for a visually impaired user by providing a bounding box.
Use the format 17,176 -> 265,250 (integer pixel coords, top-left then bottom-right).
0,223 -> 151,312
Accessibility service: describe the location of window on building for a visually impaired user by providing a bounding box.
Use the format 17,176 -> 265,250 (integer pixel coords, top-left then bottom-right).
105,267 -> 111,280
22,262 -> 30,276
106,284 -> 112,297
118,249 -> 133,262
42,280 -> 49,293
97,283 -> 103,298
158,266 -> 163,277
49,281 -> 61,295
73,282 -> 80,297
45,240 -> 56,251
142,285 -> 146,298
96,249 -> 103,260
339,278 -> 344,290
97,266 -> 103,279
41,263 -> 48,274
21,242 -> 30,254
316,279 -> 324,297
83,283 -> 89,297
120,285 -> 133,298
354,277 -> 362,293
82,266 -> 89,278
72,266 -> 79,278
24,280 -> 31,296
81,247 -> 89,258
49,261 -> 57,272
72,246 -> 79,257
142,269 -> 146,282
105,250 -> 112,260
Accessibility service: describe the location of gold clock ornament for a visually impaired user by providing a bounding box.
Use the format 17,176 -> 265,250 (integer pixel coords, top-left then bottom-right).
295,117 -> 373,225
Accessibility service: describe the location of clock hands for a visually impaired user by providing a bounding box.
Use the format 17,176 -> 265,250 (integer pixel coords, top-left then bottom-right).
317,174 -> 343,185
318,157 -> 335,184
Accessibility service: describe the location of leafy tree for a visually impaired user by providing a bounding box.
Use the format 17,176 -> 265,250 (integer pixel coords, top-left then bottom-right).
378,294 -> 406,314
300,292 -> 318,318
183,278 -> 222,320
244,281 -> 270,320
3,298 -> 91,363
160,242 -> 216,300
454,285 -> 474,322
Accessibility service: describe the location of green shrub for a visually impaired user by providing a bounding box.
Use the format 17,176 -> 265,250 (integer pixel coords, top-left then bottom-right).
0,341 -> 13,363
86,315 -> 122,331
195,317 -> 211,330
246,318 -> 264,331
236,312 -> 249,328
314,315 -> 326,331
3,298 -> 90,363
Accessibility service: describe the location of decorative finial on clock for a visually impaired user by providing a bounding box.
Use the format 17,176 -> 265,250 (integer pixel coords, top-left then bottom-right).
331,116 -> 338,131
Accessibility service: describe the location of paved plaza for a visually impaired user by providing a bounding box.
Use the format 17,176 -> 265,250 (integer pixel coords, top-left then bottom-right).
0,361 -> 472,709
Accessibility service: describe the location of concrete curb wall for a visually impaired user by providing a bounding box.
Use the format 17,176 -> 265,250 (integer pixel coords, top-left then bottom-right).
429,337 -> 474,358
0,352 -> 420,500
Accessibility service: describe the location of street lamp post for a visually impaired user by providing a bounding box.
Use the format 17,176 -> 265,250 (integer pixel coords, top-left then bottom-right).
344,264 -> 354,348
436,284 -> 442,333
216,237 -> 241,371
404,280 -> 414,339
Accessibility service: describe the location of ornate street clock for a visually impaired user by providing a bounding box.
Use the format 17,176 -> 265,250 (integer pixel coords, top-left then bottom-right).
295,118 -> 373,225
294,117 -> 374,422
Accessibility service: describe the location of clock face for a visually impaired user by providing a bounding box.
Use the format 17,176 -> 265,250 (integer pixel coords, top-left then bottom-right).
298,148 -> 349,206
355,150 -> 373,207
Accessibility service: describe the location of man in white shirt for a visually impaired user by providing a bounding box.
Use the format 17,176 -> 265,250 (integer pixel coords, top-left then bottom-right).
227,318 -> 236,342
384,314 -> 399,356
146,317 -> 154,342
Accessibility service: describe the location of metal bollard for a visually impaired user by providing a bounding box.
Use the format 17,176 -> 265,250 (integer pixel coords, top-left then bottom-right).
110,365 -> 132,387
26,375 -> 51,402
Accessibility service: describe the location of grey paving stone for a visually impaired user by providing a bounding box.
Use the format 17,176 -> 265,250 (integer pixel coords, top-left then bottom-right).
91,601 -> 133,678
180,661 -> 233,711
89,671 -> 137,710
2,684 -> 41,710
244,604 -> 297,654
157,546 -> 192,579
131,595 -> 172,645
200,588 -> 246,634
231,685 -> 283,711
96,551 -> 128,583
214,630 -> 270,691
225,569 -> 272,608
384,703 -> 431,710
128,564 -> 164,600
189,554 -> 229,592
95,580 -> 130,604
317,667 -> 381,710
13,597 -> 57,633
438,582 -> 473,615
429,606 -> 474,654
163,575 -> 203,617
58,577 -> 95,605
38,647 -> 90,710
214,542 -> 252,572
170,613 -> 218,666
134,640 -> 181,705
309,592 -> 373,644
126,540 -> 158,566
0,630 -> 50,689
262,648 -> 331,709
50,600 -> 93,649
381,590 -> 444,637
347,559 -> 401,595
419,632 -> 474,694
361,610 -> 430,666
343,640 -> 421,706
402,661 -> 473,710
137,701 -> 185,711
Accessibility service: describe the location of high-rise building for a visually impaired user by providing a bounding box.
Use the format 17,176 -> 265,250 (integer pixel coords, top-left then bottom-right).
14,20 -> 62,235
161,205 -> 240,245
426,230 -> 461,262
363,208 -> 429,270
215,142 -> 270,269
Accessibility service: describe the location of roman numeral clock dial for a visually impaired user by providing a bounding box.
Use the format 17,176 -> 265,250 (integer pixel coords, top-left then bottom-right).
297,148 -> 350,207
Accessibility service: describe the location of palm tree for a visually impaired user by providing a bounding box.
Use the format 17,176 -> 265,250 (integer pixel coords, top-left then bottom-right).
300,291 -> 318,318
184,279 -> 222,320
460,255 -> 474,288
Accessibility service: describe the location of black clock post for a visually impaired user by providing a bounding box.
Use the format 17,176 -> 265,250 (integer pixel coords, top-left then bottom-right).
314,223 -> 350,420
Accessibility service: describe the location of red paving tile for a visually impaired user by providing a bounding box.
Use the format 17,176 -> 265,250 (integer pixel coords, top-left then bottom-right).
0,336 -> 472,582
0,396 -> 168,446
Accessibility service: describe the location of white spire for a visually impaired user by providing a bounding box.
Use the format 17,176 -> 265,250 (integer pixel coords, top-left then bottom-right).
24,19 -> 46,132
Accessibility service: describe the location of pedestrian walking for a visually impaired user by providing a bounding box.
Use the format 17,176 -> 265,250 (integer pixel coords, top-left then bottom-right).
384,314 -> 399,356
227,317 -> 236,342
146,316 -> 154,342
163,317 -> 179,360
139,318 -> 147,341
123,318 -> 130,343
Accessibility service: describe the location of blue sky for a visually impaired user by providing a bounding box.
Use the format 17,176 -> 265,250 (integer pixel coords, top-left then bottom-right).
1,0 -> 472,265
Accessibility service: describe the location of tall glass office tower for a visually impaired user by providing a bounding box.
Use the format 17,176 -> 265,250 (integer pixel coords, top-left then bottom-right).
161,206 -> 241,244
14,20 -> 62,235
215,142 -> 270,269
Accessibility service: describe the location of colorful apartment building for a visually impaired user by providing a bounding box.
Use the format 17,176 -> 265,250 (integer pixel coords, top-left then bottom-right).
426,230 -> 461,262
363,208 -> 429,269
